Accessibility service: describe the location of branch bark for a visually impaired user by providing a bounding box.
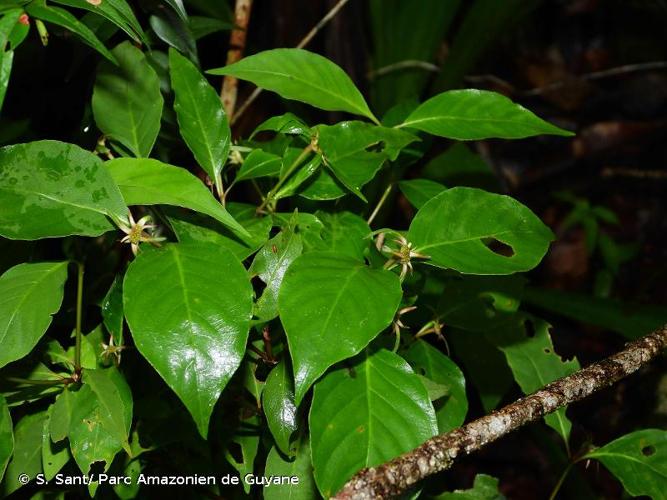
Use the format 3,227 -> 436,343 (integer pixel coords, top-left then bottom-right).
334,325 -> 667,499
220,0 -> 253,119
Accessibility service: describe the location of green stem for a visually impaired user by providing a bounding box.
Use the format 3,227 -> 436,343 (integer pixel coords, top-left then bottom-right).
367,183 -> 393,225
257,144 -> 313,213
548,462 -> 575,500
214,171 -> 225,206
7,377 -> 67,386
74,261 -> 84,375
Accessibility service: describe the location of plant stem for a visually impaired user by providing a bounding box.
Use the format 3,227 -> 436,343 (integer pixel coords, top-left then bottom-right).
548,462 -> 575,500
257,145 -> 313,213
74,261 -> 84,375
367,183 -> 393,225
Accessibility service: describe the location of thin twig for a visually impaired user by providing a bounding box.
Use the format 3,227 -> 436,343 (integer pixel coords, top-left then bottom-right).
231,0 -> 351,125
367,184 -> 393,225
73,261 -> 84,378
334,324 -> 667,499
368,60 -> 440,80
221,0 -> 253,118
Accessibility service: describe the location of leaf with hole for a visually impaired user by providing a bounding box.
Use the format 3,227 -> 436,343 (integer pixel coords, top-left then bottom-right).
397,89 -> 573,140
487,315 -> 579,444
106,158 -> 248,237
279,252 -> 402,404
0,140 -> 128,239
93,41 -> 163,157
0,261 -> 68,369
408,187 -> 554,274
309,348 -> 438,497
170,48 -> 230,190
208,49 -> 378,122
584,429 -> 667,499
123,243 -> 252,437
42,406 -> 69,481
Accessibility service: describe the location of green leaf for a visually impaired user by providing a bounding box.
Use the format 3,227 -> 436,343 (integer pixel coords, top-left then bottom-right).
250,225 -> 302,321
223,415 -> 260,494
422,143 -> 498,191
151,14 -> 197,63
436,275 -> 524,332
26,0 -> 116,63
106,158 -> 247,237
279,252 -> 402,404
93,41 -> 163,158
167,203 -> 271,260
169,48 -> 230,190
2,411 -> 45,496
262,361 -> 298,456
42,406 -> 69,481
585,429 -> 667,499
0,262 -> 68,369
235,149 -> 282,182
51,0 -> 148,44
0,9 -> 20,49
0,140 -> 128,239
0,395 -> 12,482
488,316 -> 579,444
0,50 -> 12,114
241,353 -> 264,407
208,49 -> 378,123
189,15 -> 232,40
264,439 -> 317,500
403,341 -> 467,433
299,121 -> 417,200
302,211 -> 371,261
49,387 -> 73,443
408,187 -> 554,274
274,153 -> 322,201
123,243 -> 252,437
310,348 -> 438,497
251,112 -> 310,139
101,275 -> 123,342
82,369 -> 132,451
399,179 -> 446,209
523,287 -> 667,340
434,474 -> 504,499
397,90 -> 573,140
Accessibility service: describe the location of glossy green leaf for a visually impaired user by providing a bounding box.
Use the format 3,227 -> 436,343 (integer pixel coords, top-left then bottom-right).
93,41 -> 163,157
302,211 -> 371,261
163,0 -> 187,21
26,1 -> 116,63
42,407 -> 69,481
170,48 -> 230,189
263,361 -> 298,455
0,395 -> 12,482
0,50 -> 12,114
279,252 -> 402,404
434,474 -> 504,499
274,154 -> 322,201
523,287 -> 667,340
310,348 -> 438,497
397,90 -> 573,140
403,341 -> 467,433
0,9 -> 20,49
123,243 -> 253,437
101,275 -> 123,342
264,439 -> 317,500
208,49 -> 378,123
300,121 -> 417,200
235,149 -> 282,182
2,411 -> 45,496
167,203 -> 271,260
151,14 -> 197,62
399,179 -> 446,209
251,112 -> 310,139
82,369 -> 132,451
408,187 -> 554,274
436,275 -> 525,331
0,10 -> 18,114
488,316 -> 579,444
0,140 -> 128,239
422,143 -> 498,191
250,225 -> 302,321
0,262 -> 68,369
51,0 -> 147,44
585,429 -> 667,499
106,158 -> 247,236
241,353 -> 264,407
